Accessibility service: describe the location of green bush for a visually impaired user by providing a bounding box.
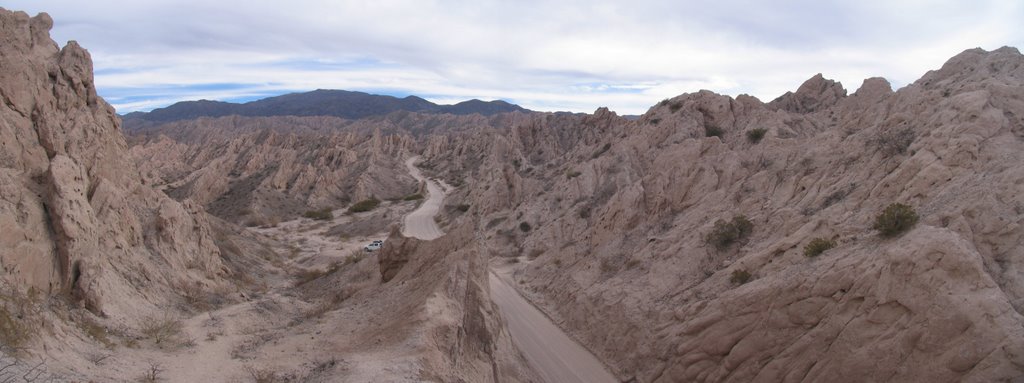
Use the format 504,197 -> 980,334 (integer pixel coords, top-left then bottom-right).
870,128 -> 915,156
705,215 -> 753,250
873,203 -> 919,237
0,306 -> 29,352
746,128 -> 767,143
705,126 -> 724,138
141,316 -> 183,346
730,269 -> 751,285
519,222 -> 532,232
347,198 -> 381,213
804,237 -> 836,257
303,208 -> 332,220
403,193 -> 424,201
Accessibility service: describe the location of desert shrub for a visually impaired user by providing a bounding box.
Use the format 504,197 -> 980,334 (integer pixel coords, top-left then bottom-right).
730,269 -> 752,285
347,198 -> 380,213
303,208 -> 332,220
599,257 -> 619,274
181,282 -> 205,307
81,317 -> 116,349
294,268 -> 328,286
659,99 -> 670,107
669,101 -> 683,113
140,316 -> 183,347
873,203 -> 919,237
705,215 -> 753,250
746,128 -> 767,143
804,238 -> 836,257
403,193 -> 424,201
519,222 -> 532,232
592,143 -> 611,159
649,118 -> 661,125
244,365 -> 281,383
0,306 -> 29,352
705,126 -> 724,138
869,127 -> 915,156
139,362 -> 164,382
565,170 -> 582,179
455,204 -> 470,212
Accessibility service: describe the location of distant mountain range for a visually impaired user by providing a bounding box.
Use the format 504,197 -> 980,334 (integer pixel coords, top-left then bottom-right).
121,89 -> 530,123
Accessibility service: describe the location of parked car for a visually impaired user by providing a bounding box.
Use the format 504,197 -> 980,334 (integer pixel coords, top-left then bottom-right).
364,240 -> 383,252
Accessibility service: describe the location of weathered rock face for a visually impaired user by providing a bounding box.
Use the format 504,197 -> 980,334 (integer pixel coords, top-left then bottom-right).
0,8 -> 227,320
125,112 -> 541,224
769,73 -> 848,113
422,47 -> 1024,381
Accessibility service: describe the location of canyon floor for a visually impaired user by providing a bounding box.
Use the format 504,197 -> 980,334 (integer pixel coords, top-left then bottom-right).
55,202 -> 412,381
52,157 -> 613,382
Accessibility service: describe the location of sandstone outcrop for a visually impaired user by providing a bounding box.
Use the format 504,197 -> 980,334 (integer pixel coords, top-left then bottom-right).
23,6 -> 1022,379
0,7 -> 230,325
419,47 -> 1024,381
769,73 -> 848,113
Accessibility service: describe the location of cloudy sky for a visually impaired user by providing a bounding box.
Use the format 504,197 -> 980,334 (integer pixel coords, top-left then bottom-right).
6,1 -> 1023,115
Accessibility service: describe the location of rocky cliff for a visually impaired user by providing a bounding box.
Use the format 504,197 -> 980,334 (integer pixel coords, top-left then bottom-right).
419,47 -> 1024,381
0,6 -> 239,348
124,110 -> 562,224
29,4 -> 1024,379
127,115 -> 421,224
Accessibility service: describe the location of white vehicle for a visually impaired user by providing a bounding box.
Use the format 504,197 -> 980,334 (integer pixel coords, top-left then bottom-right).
364,240 -> 383,252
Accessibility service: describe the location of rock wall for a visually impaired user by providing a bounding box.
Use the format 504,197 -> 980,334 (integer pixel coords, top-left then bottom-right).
0,8 -> 227,321
429,47 -> 1024,381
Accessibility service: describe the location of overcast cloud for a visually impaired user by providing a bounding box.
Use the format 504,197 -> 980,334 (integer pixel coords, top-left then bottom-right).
5,1 -> 1023,114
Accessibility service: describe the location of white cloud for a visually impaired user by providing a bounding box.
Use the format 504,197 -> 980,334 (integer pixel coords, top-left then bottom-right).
5,0 -> 1023,114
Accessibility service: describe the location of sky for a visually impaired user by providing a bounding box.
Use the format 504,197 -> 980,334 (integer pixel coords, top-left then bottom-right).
6,1 -> 1023,115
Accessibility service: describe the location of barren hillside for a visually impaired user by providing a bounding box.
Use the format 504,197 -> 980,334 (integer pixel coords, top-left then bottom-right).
0,9 -> 535,382
123,43 -> 1024,381
420,47 -> 1024,381
4,5 -> 1024,382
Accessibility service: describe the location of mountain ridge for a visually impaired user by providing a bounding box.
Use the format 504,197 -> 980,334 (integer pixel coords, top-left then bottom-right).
122,88 -> 530,123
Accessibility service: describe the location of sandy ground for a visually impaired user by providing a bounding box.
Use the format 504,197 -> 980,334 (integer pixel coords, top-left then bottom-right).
65,159 -> 607,382
73,201 -> 415,382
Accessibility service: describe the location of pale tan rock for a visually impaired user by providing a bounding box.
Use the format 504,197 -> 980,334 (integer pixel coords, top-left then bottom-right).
418,47 -> 1024,381
769,73 -> 848,113
0,8 -> 228,321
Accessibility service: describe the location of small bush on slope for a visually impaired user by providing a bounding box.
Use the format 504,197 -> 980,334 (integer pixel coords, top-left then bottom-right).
730,269 -> 752,285
303,208 -> 332,220
705,215 -> 753,250
746,128 -> 767,143
804,238 -> 836,257
347,198 -> 381,213
873,203 -> 919,237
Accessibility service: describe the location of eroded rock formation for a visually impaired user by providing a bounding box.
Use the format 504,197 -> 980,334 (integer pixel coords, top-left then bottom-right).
421,47 -> 1024,382
0,8 -> 227,320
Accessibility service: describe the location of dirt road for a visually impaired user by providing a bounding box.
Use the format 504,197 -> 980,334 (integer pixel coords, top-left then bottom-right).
402,156 -> 446,240
489,271 -> 618,383
404,157 -> 618,383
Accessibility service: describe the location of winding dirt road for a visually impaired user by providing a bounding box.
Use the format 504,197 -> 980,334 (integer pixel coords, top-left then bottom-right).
403,157 -> 618,383
402,156 -> 446,240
